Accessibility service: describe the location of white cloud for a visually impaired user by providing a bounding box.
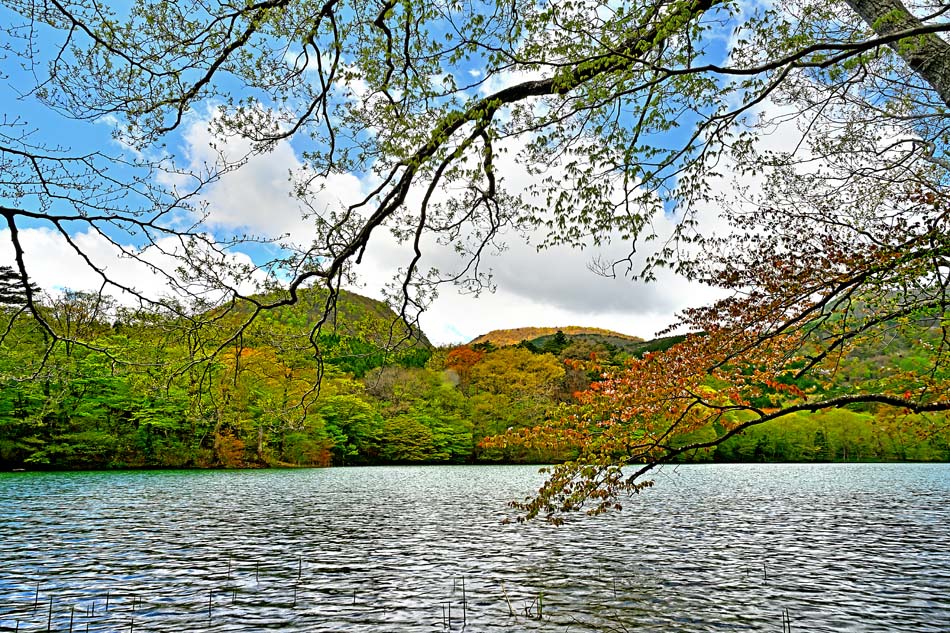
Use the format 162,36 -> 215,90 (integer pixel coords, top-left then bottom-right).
344,131 -> 725,345
3,95 -> 804,347
349,219 -> 722,345
173,111 -> 367,248
0,226 -> 264,307
420,286 -> 682,345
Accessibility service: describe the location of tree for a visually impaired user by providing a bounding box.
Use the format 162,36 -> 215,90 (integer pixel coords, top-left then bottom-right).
0,0 -> 948,512
501,186 -> 950,521
444,345 -> 485,393
0,265 -> 39,307
317,393 -> 383,464
541,330 -> 570,356
469,347 -> 565,399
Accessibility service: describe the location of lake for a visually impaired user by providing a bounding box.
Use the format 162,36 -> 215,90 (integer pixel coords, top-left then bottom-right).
1,463 -> 948,631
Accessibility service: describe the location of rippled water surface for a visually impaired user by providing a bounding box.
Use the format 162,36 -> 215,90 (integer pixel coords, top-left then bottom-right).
1,463 -> 949,631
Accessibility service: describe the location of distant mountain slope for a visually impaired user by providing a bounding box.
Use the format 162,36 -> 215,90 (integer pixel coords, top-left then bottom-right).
620,334 -> 689,357
224,287 -> 431,348
529,331 -> 688,358
470,326 -> 643,347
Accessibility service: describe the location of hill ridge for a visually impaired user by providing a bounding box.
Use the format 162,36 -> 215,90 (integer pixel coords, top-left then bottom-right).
469,325 -> 643,347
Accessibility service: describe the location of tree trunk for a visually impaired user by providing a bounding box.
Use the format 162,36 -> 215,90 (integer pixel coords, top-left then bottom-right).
257,423 -> 265,463
846,0 -> 950,106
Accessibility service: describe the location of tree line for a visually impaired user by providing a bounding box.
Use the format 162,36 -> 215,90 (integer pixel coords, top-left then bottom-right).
2,287 -> 946,470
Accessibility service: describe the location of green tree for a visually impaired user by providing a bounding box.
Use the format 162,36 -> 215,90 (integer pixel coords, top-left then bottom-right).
541,331 -> 570,356
368,366 -> 474,463
317,394 -> 383,465
0,266 -> 40,307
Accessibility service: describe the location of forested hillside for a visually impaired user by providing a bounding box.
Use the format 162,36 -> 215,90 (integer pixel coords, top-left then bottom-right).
1,287 -> 947,470
0,286 -> 432,469
470,326 -> 643,348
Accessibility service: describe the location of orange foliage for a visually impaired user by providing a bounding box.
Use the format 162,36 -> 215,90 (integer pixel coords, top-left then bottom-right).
445,346 -> 485,387
445,346 -> 484,372
213,432 -> 247,468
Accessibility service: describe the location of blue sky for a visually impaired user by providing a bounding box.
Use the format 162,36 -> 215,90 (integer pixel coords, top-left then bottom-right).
0,0 -> 755,344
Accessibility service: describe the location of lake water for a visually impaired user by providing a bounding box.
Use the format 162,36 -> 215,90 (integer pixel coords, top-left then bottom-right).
1,463 -> 948,631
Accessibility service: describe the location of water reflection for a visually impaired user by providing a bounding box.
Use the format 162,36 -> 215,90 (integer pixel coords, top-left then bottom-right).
1,464 -> 948,631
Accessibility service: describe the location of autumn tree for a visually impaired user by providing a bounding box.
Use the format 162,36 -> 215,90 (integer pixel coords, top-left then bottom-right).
465,347 -> 570,461
496,176 -> 950,522
444,346 -> 485,393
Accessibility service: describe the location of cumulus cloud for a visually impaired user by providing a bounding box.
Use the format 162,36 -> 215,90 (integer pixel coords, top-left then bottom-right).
345,132 -> 726,344
351,222 -> 721,345
5,93 -> 800,345
0,226 -> 264,307
171,108 -> 367,247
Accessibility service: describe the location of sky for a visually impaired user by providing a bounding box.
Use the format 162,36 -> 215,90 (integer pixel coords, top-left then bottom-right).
0,109 -> 722,345
0,0 -> 759,346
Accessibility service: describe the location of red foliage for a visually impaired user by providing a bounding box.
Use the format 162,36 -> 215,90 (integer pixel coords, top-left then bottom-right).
445,345 -> 485,384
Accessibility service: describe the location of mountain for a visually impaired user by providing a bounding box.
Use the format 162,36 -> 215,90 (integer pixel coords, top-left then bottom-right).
220,286 -> 431,348
469,326 -> 643,348
244,287 -> 433,376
